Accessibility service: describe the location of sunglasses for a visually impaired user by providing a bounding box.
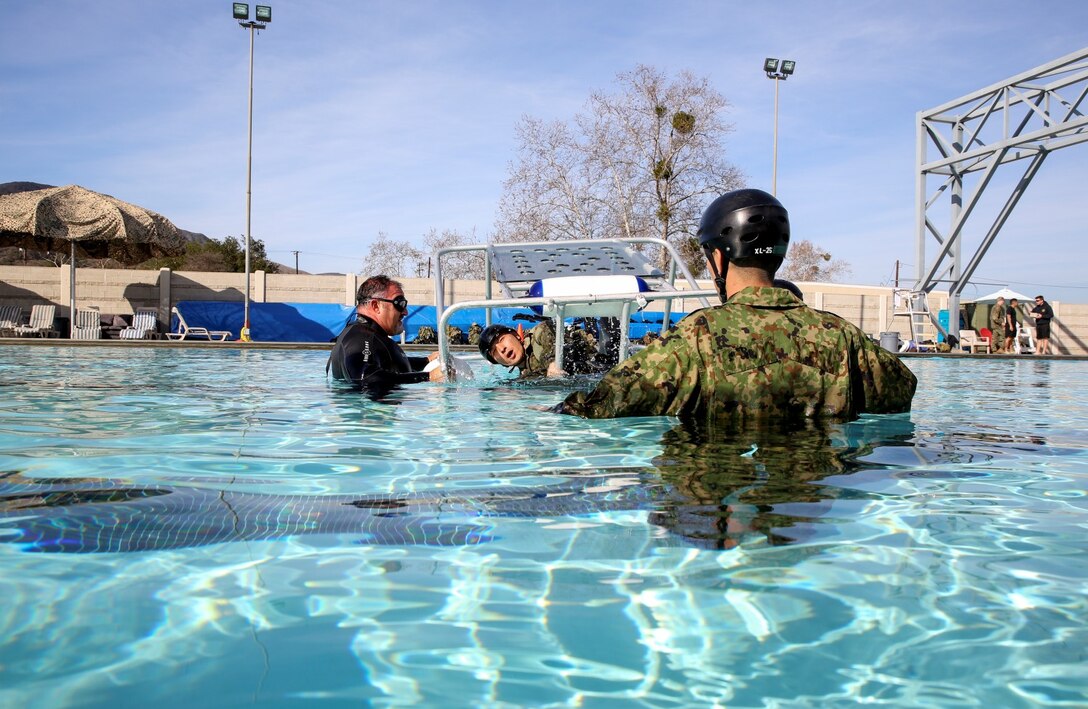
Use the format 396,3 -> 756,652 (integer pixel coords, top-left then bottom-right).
369,296 -> 408,312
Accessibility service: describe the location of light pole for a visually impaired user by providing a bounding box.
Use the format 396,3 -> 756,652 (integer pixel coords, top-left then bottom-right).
233,3 -> 272,341
763,58 -> 796,196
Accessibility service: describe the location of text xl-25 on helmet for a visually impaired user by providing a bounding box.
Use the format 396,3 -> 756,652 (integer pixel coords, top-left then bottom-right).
696,188 -> 790,299
478,324 -> 519,363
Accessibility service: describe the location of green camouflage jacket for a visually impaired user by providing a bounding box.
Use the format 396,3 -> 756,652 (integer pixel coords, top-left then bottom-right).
558,286 -> 917,421
521,321 -> 556,378
520,320 -> 604,379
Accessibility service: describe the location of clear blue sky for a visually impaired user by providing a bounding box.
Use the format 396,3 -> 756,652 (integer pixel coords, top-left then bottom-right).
3,1 -> 1086,302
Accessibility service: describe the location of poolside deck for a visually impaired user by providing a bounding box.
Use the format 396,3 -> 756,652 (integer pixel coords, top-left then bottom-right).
0,336 -> 477,354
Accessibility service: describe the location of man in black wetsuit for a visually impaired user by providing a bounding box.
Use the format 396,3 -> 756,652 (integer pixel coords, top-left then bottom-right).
1030,294 -> 1054,355
328,275 -> 444,397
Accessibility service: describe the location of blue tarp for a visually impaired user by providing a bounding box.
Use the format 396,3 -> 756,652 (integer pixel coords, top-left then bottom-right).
173,301 -> 682,343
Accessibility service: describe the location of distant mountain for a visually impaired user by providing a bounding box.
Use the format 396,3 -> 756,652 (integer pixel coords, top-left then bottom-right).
0,181 -> 52,196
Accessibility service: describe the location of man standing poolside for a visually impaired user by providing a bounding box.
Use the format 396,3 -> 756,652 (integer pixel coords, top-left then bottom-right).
1004,298 -> 1020,353
989,296 -> 1006,353
554,188 -> 917,423
1030,294 -> 1054,355
328,275 -> 444,397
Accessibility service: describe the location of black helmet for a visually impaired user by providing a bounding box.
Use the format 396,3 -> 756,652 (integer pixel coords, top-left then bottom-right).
696,189 -> 790,300
697,188 -> 790,260
478,324 -> 518,363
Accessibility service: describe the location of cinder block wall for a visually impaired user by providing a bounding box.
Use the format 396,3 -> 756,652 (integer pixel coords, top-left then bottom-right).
1,265 -> 1084,354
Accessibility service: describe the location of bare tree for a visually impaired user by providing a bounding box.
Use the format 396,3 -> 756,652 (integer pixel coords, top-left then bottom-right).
360,232 -> 423,278
496,65 -> 743,274
779,240 -> 852,283
494,118 -> 603,243
423,228 -> 486,280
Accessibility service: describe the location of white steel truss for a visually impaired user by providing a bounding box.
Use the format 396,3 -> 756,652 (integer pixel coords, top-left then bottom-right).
914,47 -> 1088,335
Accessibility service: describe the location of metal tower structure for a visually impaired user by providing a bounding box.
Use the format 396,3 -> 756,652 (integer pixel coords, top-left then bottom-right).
913,47 -> 1088,335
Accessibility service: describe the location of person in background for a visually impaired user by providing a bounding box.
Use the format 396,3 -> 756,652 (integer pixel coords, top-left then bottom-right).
554,188 -> 917,422
988,296 -> 1006,352
327,275 -> 444,398
1030,294 -> 1054,355
1004,298 -> 1020,353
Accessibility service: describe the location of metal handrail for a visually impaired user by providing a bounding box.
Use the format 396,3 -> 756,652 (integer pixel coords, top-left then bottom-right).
436,289 -> 718,369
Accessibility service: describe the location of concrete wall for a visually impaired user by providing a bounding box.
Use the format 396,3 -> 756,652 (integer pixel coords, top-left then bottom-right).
1,265 -> 1084,354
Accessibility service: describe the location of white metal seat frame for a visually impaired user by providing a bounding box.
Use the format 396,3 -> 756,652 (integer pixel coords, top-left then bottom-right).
433,237 -> 717,368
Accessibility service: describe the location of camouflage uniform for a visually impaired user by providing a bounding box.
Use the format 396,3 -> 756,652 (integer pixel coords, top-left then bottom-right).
414,326 -> 437,344
520,320 -> 604,379
988,304 -> 1005,352
467,323 -> 483,346
558,286 -> 917,422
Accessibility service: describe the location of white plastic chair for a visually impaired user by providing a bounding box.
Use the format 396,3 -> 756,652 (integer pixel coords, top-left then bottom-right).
1014,326 -> 1035,354
959,329 -> 990,354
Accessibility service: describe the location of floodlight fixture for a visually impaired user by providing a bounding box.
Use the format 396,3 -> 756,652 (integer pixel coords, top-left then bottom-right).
255,5 -> 272,22
763,58 -> 798,195
233,3 -> 249,20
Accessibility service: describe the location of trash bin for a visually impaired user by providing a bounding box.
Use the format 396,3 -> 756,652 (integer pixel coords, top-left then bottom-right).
880,332 -> 900,353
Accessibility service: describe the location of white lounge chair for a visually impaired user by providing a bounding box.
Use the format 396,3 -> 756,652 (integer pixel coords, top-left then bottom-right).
959,329 -> 990,354
120,308 -> 159,339
0,305 -> 22,337
72,307 -> 102,340
165,307 -> 231,341
15,304 -> 57,337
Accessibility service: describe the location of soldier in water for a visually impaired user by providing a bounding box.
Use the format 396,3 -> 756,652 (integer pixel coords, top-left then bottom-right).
554,188 -> 917,422
478,319 -> 609,379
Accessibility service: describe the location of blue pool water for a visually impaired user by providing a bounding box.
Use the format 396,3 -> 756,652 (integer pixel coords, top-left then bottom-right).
0,346 -> 1085,707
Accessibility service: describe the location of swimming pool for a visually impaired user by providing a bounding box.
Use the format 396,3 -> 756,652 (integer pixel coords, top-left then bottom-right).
0,346 -> 1085,707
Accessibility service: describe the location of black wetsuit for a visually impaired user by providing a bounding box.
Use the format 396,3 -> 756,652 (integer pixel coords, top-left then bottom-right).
327,314 -> 430,398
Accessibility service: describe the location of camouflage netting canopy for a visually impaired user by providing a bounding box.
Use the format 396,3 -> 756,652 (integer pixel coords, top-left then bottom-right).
0,184 -> 185,261
0,185 -> 187,337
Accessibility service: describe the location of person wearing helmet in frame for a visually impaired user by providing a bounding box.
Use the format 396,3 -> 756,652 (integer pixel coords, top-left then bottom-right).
478,320 -> 606,379
554,188 -> 917,422
327,275 -> 446,398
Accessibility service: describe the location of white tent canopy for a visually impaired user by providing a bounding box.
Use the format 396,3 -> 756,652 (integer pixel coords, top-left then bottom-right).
966,287 -> 1032,303
966,287 -> 1037,336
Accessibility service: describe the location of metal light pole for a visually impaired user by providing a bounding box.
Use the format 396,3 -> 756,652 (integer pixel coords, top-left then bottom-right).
233,3 -> 272,341
763,58 -> 796,196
